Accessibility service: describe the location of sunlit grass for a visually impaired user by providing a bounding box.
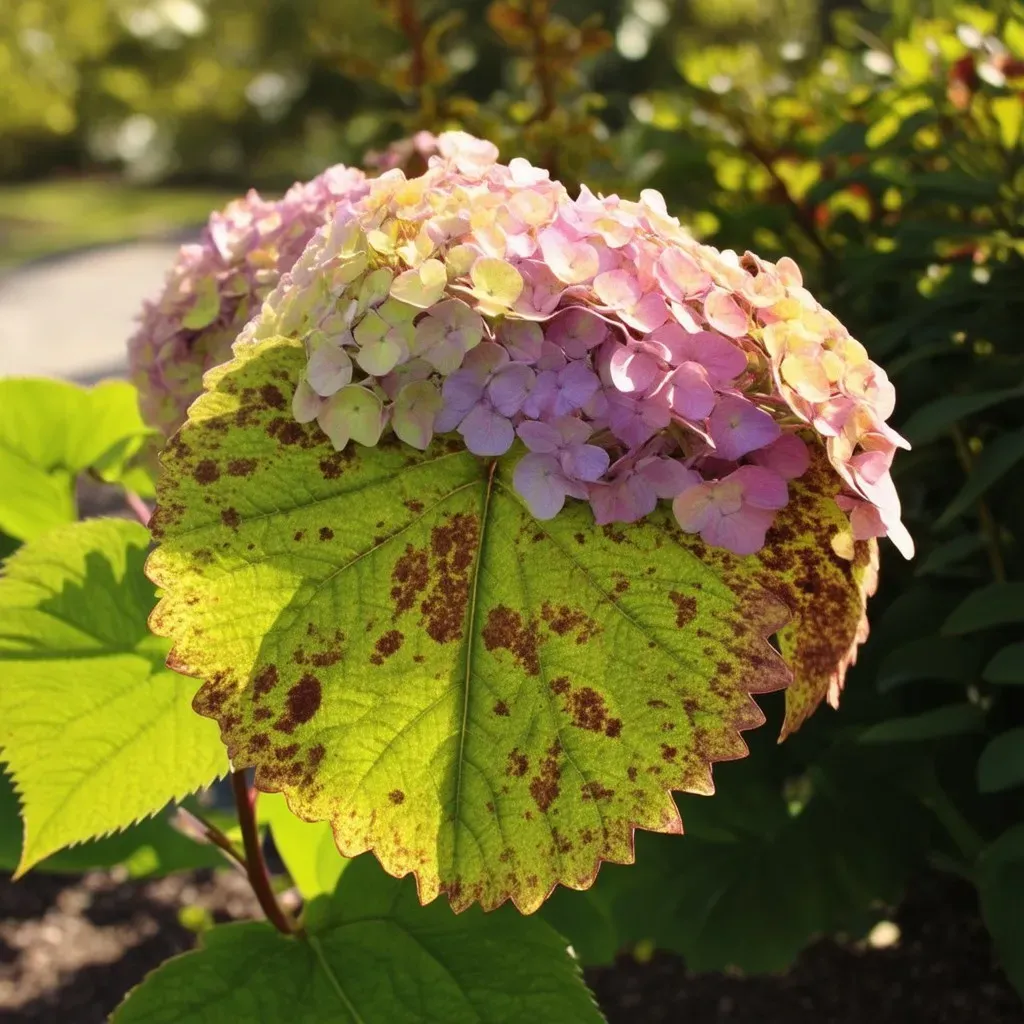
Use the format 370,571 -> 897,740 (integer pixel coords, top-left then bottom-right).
0,180 -> 234,269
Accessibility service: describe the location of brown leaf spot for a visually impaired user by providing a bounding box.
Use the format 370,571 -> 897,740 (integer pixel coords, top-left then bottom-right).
529,742 -> 562,812
319,452 -> 350,479
404,499 -> 424,514
420,513 -> 479,644
260,384 -> 286,409
253,665 -> 278,699
249,734 -> 270,751
275,744 -> 299,761
482,605 -> 540,675
661,744 -> 678,762
506,748 -> 529,777
319,526 -> 334,542
540,602 -> 599,644
193,460 -> 220,485
268,418 -> 304,446
275,674 -> 321,733
391,544 -> 429,617
307,744 -> 325,767
293,531 -> 305,542
309,648 -> 343,668
549,676 -> 570,695
253,707 -> 272,721
389,790 -> 405,805
565,686 -> 610,733
226,458 -> 257,477
605,718 -> 622,738
669,591 -> 697,628
220,507 -> 240,530
493,700 -> 510,716
370,629 -> 403,665
551,828 -> 572,854
582,781 -> 615,802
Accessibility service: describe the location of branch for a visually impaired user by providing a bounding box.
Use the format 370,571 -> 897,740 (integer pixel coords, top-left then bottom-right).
231,771 -> 300,936
524,0 -> 557,122
394,0 -> 428,113
743,135 -> 835,267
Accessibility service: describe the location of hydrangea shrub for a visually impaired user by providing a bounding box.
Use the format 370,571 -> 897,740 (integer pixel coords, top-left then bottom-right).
141,132 -> 904,912
128,165 -> 370,437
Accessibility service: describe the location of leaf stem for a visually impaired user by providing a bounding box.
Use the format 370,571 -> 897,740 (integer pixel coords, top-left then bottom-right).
230,771 -> 300,936
183,808 -> 247,870
125,491 -> 152,526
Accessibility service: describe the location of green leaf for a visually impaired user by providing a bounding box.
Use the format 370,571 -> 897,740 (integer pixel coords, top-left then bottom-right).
113,855 -> 603,1023
866,112 -> 902,149
877,636 -> 981,691
147,337 -> 807,913
899,383 -> 1024,446
894,39 -> 931,84
859,703 -> 985,743
0,518 -> 228,873
978,729 -> 1024,793
915,534 -> 984,577
0,770 -> 225,877
992,95 -> 1024,150
568,746 -> 925,974
936,429 -> 1024,529
539,882 -> 623,966
984,644 -> 1024,686
981,824 -> 1024,871
978,852 -> 1024,999
0,378 -> 152,541
260,793 -> 348,901
943,583 -> 1024,635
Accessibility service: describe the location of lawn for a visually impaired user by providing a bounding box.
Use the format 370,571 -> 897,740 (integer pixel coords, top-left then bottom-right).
0,180 -> 234,269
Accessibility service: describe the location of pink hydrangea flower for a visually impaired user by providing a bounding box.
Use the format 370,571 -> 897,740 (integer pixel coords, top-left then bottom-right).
232,131 -> 913,558
672,466 -> 789,556
128,165 -> 370,437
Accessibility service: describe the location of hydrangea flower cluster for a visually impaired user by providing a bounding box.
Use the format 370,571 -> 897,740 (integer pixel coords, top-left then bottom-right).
128,165 -> 371,437
238,131 -> 912,559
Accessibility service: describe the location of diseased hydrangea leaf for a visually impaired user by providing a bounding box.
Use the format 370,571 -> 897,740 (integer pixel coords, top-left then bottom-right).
690,449 -> 879,739
113,854 -> 603,1024
148,339 -> 794,912
0,519 -> 228,873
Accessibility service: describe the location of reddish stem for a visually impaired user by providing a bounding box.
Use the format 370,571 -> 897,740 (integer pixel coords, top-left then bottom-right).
230,771 -> 299,936
125,491 -> 152,526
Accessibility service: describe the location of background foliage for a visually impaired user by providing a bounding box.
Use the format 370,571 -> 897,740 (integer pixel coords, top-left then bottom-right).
1,0 -> 1022,1011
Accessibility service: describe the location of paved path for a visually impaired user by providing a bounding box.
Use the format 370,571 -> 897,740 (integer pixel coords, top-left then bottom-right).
0,242 -> 184,383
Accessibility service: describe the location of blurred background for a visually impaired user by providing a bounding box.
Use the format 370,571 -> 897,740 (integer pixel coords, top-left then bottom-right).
2,1 -> 1023,1021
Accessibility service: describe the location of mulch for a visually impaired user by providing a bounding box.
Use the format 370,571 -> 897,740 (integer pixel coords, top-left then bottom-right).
1,868 -> 1019,1022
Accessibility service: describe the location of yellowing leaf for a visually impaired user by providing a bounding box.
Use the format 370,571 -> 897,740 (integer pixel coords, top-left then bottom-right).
147,338 -> 794,913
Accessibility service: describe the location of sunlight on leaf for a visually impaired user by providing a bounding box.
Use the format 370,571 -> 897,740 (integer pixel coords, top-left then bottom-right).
0,519 -> 228,873
147,338 -> 796,912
